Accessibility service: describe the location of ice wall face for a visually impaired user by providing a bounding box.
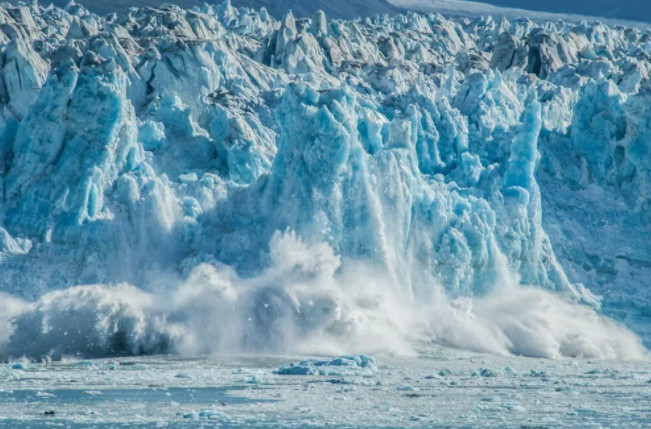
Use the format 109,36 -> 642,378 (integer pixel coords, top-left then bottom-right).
0,2 -> 649,359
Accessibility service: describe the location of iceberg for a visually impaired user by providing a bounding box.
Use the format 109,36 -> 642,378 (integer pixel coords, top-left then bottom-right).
0,1 -> 648,360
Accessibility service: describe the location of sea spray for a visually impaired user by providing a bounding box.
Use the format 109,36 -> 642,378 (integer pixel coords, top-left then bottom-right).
2,231 -> 646,360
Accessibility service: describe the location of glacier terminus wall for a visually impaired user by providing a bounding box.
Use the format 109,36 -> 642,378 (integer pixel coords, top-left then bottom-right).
0,1 -> 649,360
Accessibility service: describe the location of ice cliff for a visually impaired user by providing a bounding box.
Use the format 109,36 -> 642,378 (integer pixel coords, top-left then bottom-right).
0,1 -> 649,360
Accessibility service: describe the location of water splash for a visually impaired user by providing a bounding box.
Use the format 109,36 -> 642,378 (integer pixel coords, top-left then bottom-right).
2,231 -> 646,361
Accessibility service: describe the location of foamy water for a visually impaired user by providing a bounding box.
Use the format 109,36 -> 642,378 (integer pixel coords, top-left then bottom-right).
1,231 -> 646,361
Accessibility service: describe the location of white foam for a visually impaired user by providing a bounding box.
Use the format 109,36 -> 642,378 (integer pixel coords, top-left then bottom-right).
1,231 -> 646,361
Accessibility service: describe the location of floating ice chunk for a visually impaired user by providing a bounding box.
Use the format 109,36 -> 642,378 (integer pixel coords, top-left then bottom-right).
274,355 -> 377,376
245,374 -> 262,384
76,360 -> 97,369
197,409 -> 230,420
529,370 -> 548,378
326,377 -> 354,384
585,368 -> 604,375
504,366 -> 519,376
478,368 -> 500,377
126,363 -> 149,371
396,384 -> 416,391
502,402 -> 526,412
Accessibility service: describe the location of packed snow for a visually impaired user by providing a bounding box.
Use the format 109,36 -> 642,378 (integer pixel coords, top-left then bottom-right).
0,1 -> 649,362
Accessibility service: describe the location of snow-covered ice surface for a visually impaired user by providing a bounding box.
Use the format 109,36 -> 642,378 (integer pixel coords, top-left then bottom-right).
0,348 -> 650,428
0,0 -> 651,362
390,0 -> 651,27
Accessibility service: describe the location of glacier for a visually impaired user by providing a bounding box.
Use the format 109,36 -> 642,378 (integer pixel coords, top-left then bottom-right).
392,0 -> 651,27
0,1 -> 649,361
7,0 -> 403,20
